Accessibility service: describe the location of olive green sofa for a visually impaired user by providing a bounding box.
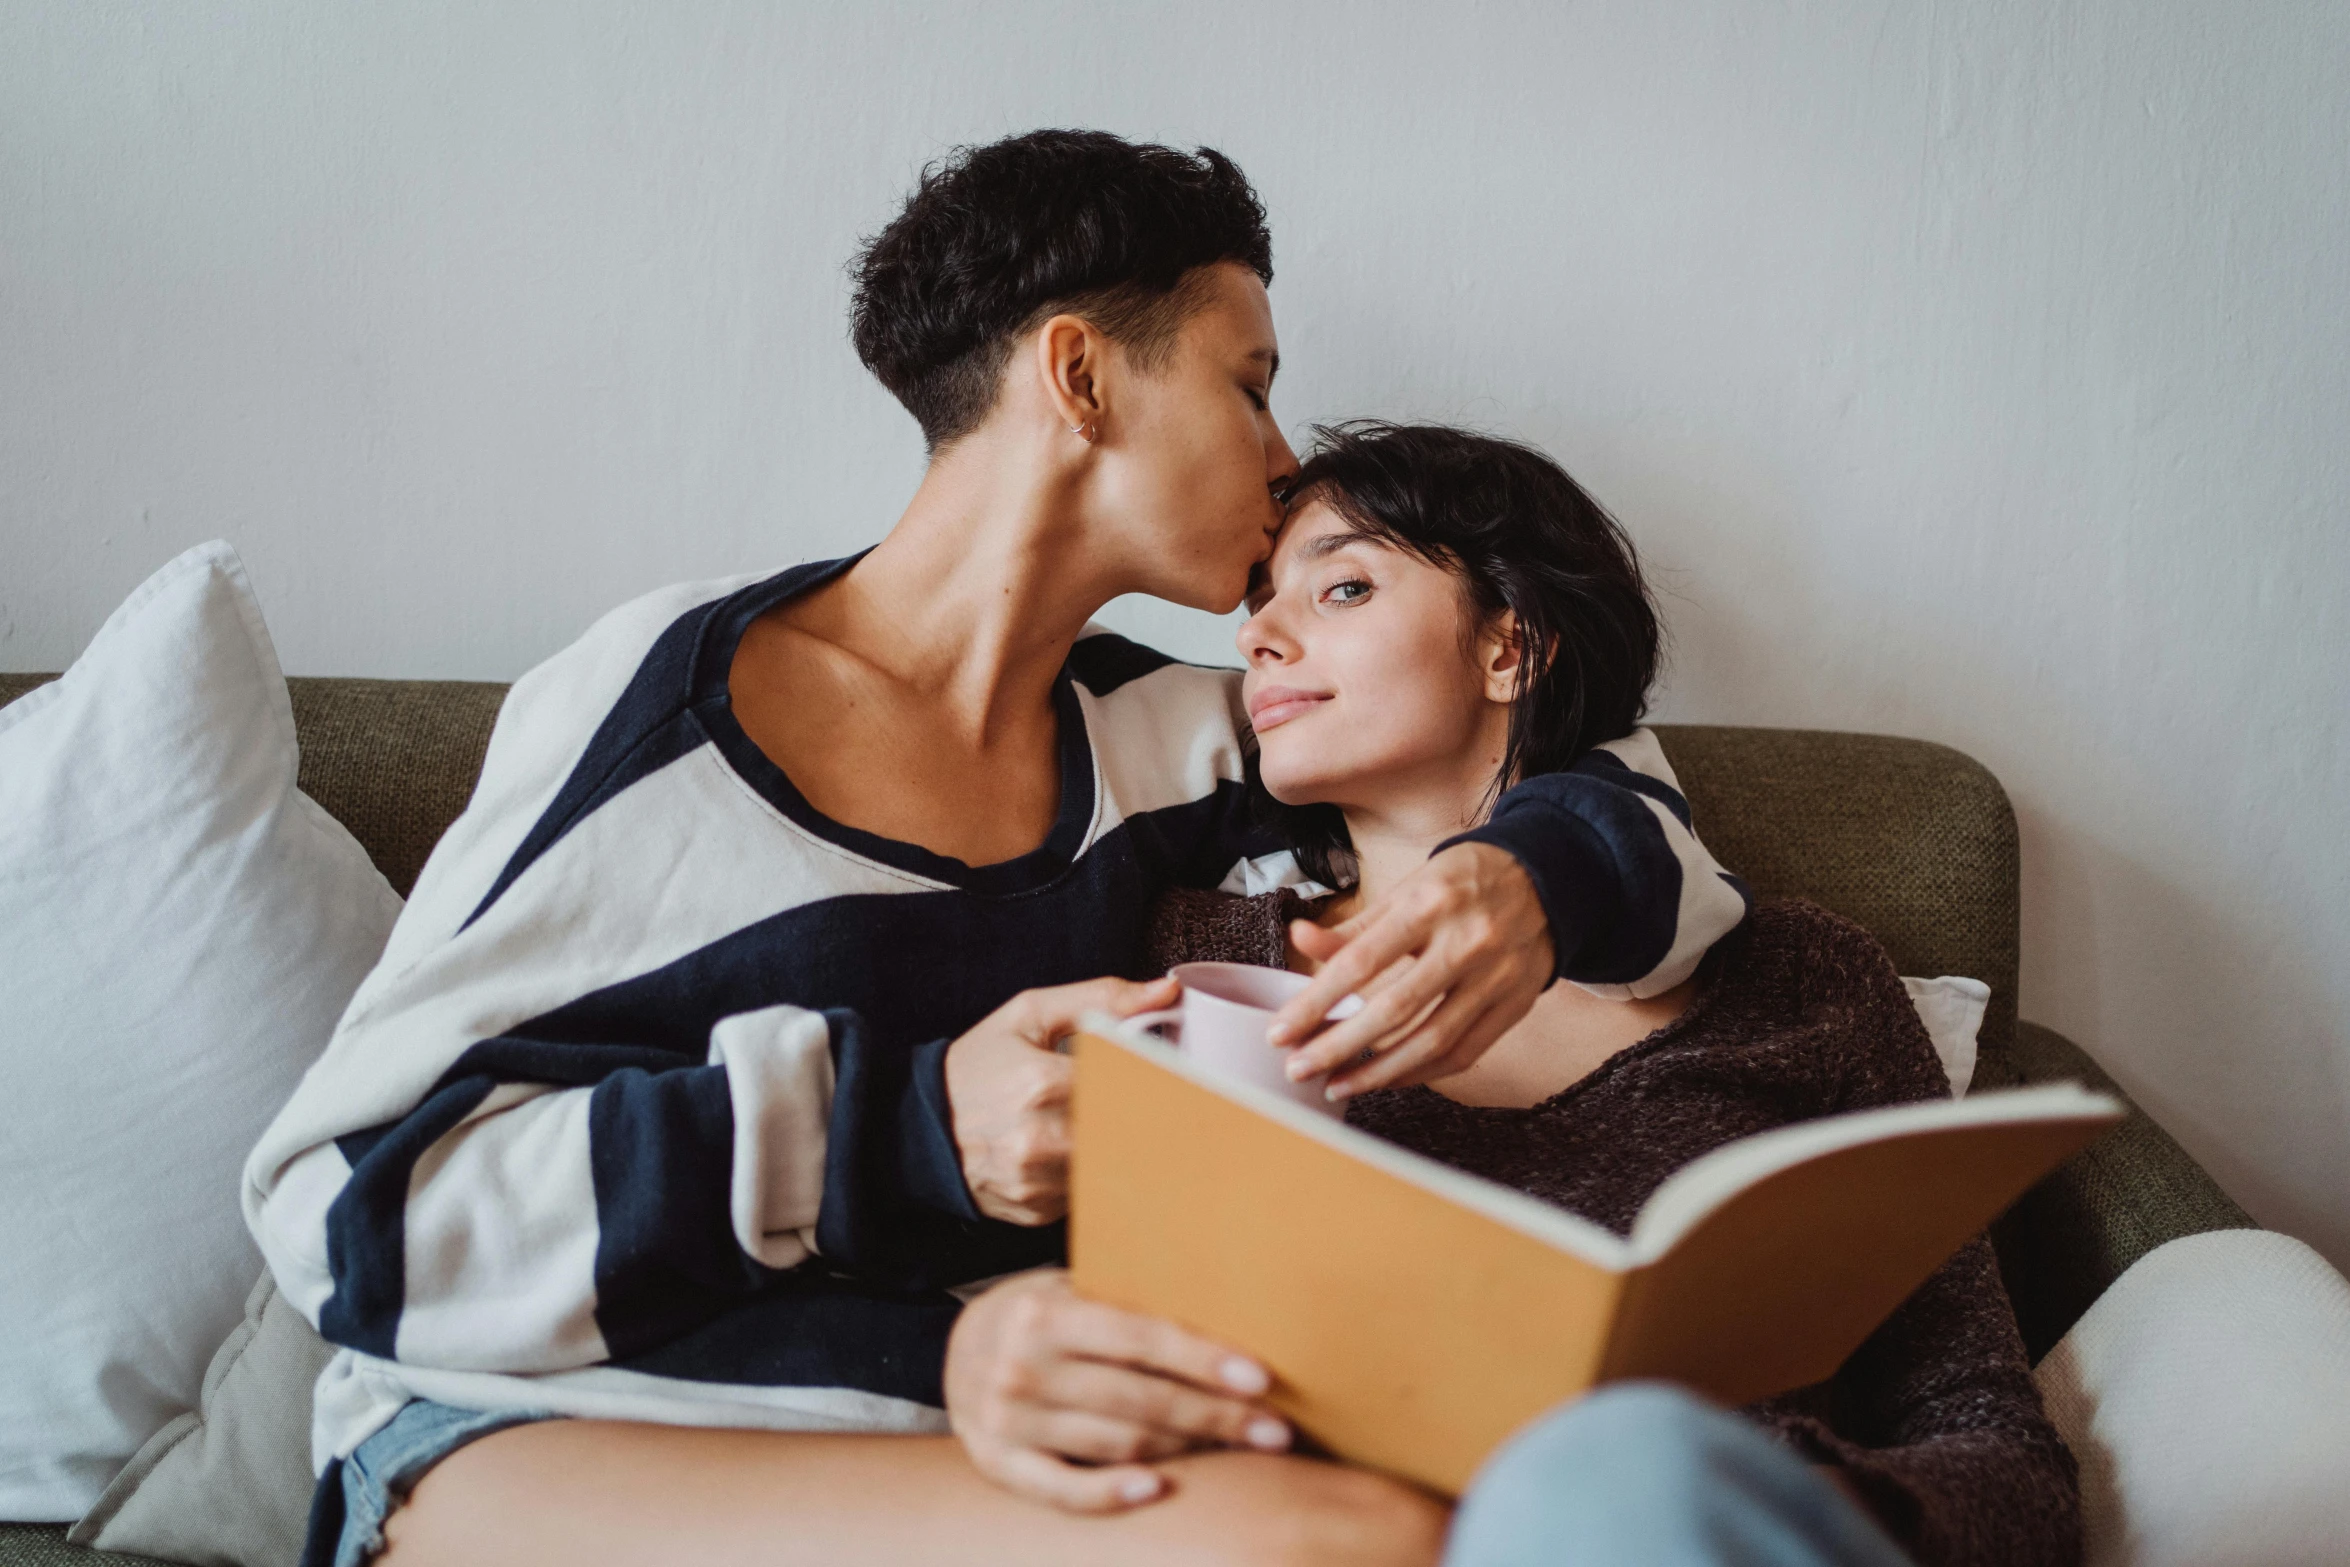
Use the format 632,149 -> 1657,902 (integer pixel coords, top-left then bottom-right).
0,674 -> 2255,1565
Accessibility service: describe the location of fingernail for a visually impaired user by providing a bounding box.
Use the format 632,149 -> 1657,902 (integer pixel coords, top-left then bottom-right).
1219,1356 -> 1270,1394
1325,1081 -> 1352,1103
1266,1023 -> 1293,1045
1285,1057 -> 1313,1081
1119,1473 -> 1163,1503
1246,1416 -> 1290,1451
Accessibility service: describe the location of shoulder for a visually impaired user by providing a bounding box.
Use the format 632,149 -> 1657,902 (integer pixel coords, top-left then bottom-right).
1734,897 -> 1903,990
463,568 -> 774,815
1715,898 -> 1949,1108
390,566 -> 788,932
1070,627 -> 1250,810
506,568 -> 779,731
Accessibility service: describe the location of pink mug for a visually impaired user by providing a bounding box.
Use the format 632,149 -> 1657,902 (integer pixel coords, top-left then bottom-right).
1132,961 -> 1361,1118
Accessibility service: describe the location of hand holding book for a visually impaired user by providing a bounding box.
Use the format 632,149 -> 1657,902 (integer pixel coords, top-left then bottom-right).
943,1268 -> 1291,1512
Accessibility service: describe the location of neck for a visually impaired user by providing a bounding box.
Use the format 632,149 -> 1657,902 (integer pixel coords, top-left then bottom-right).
794,429 -> 1122,741
1323,777 -> 1496,921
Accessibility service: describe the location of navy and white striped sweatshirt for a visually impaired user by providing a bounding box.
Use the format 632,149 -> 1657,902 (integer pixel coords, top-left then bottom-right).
243,556 -> 1751,1467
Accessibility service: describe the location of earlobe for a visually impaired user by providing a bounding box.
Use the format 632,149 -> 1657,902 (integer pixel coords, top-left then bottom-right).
1482,612 -> 1525,704
1036,314 -> 1105,443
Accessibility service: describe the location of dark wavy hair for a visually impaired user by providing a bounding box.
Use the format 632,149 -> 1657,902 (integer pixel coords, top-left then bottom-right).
849,129 -> 1273,450
1254,422 -> 1662,885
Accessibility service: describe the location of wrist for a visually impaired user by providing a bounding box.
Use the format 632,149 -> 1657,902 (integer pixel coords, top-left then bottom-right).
1439,814 -> 1607,982
903,1034 -> 982,1220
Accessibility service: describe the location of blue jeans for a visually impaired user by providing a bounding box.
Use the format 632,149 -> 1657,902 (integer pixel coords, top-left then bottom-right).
307,1400 -> 560,1567
1444,1384 -> 1912,1567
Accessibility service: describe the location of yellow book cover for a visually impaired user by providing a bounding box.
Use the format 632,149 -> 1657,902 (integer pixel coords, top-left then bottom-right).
1068,1021 -> 2120,1496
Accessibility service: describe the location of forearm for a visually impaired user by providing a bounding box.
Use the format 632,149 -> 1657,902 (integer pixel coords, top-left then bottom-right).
816,1012 -> 1067,1290
1443,729 -> 1748,994
254,1005 -> 857,1369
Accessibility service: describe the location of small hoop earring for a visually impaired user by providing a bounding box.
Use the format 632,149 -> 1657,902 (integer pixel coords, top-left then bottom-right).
1071,421 -> 1096,442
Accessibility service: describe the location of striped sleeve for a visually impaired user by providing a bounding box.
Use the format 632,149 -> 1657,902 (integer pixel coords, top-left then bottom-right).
281,1001 -> 1025,1373
1443,727 -> 1751,998
241,568 -> 1043,1379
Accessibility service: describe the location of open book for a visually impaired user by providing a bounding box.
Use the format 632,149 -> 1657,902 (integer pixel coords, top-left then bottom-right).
1068,1019 -> 2121,1496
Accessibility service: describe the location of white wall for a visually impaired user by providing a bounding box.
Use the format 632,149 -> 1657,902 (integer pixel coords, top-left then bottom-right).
6,3 -> 2346,1267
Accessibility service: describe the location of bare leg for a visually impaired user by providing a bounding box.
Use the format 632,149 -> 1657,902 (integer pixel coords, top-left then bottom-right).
381,1422 -> 1448,1567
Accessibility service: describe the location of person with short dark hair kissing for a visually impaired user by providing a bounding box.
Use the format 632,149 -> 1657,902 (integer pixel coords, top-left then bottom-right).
243,133 -> 1748,1567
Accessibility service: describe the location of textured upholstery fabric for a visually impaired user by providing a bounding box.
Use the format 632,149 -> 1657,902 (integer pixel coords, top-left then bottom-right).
1651,724 -> 2021,1070
0,691 -> 2018,1026
282,678 -> 505,898
1992,1023 -> 2256,1360
0,1529 -> 154,1566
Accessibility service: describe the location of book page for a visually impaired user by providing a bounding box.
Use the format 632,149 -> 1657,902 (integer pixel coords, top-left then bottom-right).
1602,1088 -> 2120,1405
1627,1085 -> 2121,1261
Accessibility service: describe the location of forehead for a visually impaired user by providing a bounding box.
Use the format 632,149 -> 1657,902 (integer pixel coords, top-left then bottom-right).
1271,498 -> 1383,568
1248,500 -> 1397,607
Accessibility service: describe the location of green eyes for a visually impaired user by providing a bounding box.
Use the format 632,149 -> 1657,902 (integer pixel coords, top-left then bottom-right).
1251,576 -> 1371,616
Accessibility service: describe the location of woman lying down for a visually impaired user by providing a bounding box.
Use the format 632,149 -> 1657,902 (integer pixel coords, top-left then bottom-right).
999,422 -> 2080,1567
383,423 -> 2078,1567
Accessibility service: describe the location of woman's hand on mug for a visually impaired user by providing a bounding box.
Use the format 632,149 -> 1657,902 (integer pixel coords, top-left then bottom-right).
945,1269 -> 1290,1512
1270,841 -> 1554,1098
943,975 -> 1178,1224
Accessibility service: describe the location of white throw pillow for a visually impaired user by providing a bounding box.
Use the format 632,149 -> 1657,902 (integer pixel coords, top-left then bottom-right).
2033,1228 -> 2350,1566
1900,974 -> 1988,1096
0,541 -> 401,1519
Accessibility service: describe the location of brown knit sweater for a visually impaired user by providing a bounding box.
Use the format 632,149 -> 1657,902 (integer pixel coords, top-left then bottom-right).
1145,890 -> 2081,1567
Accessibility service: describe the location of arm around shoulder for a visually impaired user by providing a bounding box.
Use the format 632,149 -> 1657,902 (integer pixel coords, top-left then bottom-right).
1443,728 -> 1750,997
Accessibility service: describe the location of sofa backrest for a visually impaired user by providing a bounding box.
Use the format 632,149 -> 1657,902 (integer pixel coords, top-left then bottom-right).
1654,724 -> 2020,1062
0,674 -> 2019,1068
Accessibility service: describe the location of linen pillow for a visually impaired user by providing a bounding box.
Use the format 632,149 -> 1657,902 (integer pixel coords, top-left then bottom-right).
2034,1228 -> 2350,1566
70,1274 -> 334,1567
0,542 -> 401,1518
1899,974 -> 1988,1096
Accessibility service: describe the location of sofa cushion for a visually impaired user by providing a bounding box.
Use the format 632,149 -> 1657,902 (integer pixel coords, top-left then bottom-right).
0,1525 -> 160,1565
70,1276 -> 332,1567
282,677 -> 506,898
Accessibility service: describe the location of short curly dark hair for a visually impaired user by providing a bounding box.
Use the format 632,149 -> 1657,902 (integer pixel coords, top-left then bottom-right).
850,129 -> 1274,449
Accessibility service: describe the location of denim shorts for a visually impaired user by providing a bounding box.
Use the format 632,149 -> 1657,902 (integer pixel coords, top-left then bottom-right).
317,1399 -> 560,1567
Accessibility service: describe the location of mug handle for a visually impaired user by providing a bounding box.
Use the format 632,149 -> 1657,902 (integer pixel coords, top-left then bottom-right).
1127,1007 -> 1183,1042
